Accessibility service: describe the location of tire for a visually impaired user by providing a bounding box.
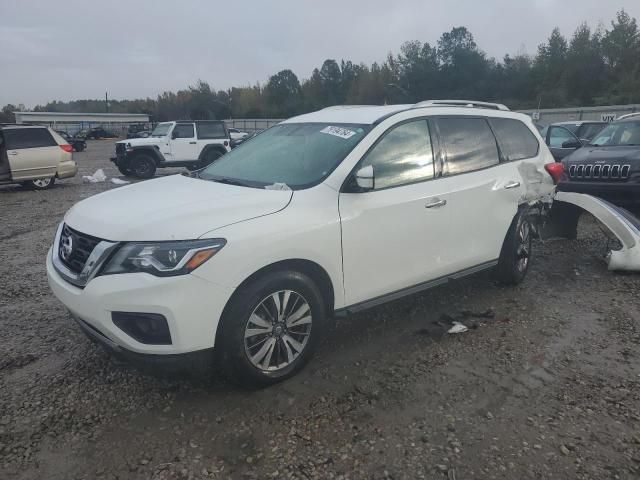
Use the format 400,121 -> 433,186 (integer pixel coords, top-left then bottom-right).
25,177 -> 55,190
117,163 -> 133,176
131,154 -> 156,179
495,207 -> 532,285
217,270 -> 326,388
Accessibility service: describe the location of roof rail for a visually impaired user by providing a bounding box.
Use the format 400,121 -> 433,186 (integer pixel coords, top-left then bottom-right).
412,100 -> 510,111
320,105 -> 379,111
616,112 -> 640,121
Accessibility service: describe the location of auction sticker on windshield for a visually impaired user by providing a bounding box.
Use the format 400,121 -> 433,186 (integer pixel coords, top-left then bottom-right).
320,126 -> 357,139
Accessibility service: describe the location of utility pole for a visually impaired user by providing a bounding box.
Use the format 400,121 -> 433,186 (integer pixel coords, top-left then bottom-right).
105,92 -> 109,113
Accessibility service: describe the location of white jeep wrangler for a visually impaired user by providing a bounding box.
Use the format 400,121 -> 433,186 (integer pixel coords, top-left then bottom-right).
111,121 -> 231,178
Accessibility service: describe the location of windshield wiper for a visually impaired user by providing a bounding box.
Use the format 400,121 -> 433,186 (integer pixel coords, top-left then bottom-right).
210,176 -> 252,187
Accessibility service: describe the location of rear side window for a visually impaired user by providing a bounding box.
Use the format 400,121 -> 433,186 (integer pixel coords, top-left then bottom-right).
489,118 -> 539,161
197,123 -> 226,139
173,124 -> 195,139
361,119 -> 434,189
437,118 -> 499,175
4,128 -> 57,149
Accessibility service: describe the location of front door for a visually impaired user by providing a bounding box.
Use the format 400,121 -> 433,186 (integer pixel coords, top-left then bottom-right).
170,123 -> 198,161
546,125 -> 582,161
339,119 -> 452,306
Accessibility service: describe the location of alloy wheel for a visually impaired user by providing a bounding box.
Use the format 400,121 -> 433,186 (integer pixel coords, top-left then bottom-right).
32,178 -> 52,188
244,290 -> 313,372
516,220 -> 531,272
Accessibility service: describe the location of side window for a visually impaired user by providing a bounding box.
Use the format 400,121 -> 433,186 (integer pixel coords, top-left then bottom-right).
4,128 -> 57,149
173,124 -> 195,139
489,118 -> 539,161
196,123 -> 226,139
360,120 -> 434,190
437,118 -> 499,175
548,126 -> 579,148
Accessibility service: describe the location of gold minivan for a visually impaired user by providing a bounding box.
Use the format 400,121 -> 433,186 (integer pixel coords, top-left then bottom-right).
0,125 -> 78,190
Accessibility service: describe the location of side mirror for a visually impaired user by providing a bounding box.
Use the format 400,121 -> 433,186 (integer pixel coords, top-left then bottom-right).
355,165 -> 375,190
562,139 -> 582,149
171,130 -> 179,139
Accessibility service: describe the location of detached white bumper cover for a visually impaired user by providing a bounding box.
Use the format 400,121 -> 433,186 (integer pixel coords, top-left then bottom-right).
555,191 -> 640,271
46,248 -> 234,354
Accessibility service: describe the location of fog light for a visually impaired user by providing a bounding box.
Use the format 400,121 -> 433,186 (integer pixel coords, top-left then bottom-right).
112,312 -> 172,345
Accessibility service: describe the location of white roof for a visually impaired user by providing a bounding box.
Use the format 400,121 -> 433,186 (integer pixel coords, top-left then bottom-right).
283,105 -> 412,125
283,101 -> 521,125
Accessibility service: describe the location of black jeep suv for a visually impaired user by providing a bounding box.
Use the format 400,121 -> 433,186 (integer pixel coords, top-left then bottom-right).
558,115 -> 640,205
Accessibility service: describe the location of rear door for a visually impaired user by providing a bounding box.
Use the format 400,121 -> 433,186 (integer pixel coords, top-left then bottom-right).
546,125 -> 582,161
195,122 -> 228,155
4,128 -> 60,180
432,116 -> 522,272
169,123 -> 198,161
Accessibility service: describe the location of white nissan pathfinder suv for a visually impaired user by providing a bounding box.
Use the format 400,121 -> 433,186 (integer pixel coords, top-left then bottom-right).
47,101 -> 561,387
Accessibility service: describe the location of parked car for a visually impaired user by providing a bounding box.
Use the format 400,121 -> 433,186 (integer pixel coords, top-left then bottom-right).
81,127 -> 118,140
127,125 -> 152,139
230,131 -> 257,149
47,100 -> 558,387
551,121 -> 607,142
228,127 -> 249,141
558,115 -> 640,205
111,120 -> 231,178
56,130 -> 87,152
0,125 -> 77,190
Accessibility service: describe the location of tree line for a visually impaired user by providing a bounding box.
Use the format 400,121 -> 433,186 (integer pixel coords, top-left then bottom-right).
1,9 -> 639,123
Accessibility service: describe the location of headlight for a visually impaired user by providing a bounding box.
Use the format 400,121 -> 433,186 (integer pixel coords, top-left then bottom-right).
100,239 -> 226,277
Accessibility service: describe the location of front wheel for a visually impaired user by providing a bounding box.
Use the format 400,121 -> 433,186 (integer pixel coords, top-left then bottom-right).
25,177 -> 55,190
217,271 -> 326,388
495,208 -> 532,285
131,154 -> 156,179
117,163 -> 133,176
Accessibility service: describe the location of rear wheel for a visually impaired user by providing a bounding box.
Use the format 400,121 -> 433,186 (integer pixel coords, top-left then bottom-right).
217,271 -> 325,388
198,149 -> 224,169
131,154 -> 156,179
25,177 -> 55,190
496,208 -> 532,285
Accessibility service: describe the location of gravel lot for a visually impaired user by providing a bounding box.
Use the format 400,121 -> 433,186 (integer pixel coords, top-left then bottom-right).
1,140 -> 639,479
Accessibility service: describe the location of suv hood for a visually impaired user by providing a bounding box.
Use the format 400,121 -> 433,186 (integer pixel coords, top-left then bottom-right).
64,175 -> 293,241
117,137 -> 166,147
564,145 -> 640,164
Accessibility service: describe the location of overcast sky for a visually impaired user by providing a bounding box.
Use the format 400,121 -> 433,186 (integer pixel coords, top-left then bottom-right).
2,0 -> 639,107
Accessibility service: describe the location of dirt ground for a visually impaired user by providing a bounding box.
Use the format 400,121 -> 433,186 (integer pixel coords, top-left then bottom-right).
1,140 -> 639,480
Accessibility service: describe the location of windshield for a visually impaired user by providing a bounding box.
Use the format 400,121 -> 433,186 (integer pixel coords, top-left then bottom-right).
591,121 -> 640,146
151,123 -> 172,137
560,124 -> 579,134
199,123 -> 369,189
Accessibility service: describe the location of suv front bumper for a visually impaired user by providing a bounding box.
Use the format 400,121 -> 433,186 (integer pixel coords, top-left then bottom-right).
46,248 -> 234,356
558,181 -> 640,205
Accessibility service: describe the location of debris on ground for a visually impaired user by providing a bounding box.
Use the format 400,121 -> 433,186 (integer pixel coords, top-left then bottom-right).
447,321 -> 469,334
110,178 -> 130,185
82,169 -> 107,183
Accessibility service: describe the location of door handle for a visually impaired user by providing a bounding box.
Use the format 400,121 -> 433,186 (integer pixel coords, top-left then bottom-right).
425,199 -> 447,209
189,141 -> 196,144
8,151 -> 18,155
504,181 -> 521,189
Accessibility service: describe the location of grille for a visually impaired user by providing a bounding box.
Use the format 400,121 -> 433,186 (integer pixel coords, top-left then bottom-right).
58,224 -> 102,274
115,143 -> 126,154
568,163 -> 631,181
